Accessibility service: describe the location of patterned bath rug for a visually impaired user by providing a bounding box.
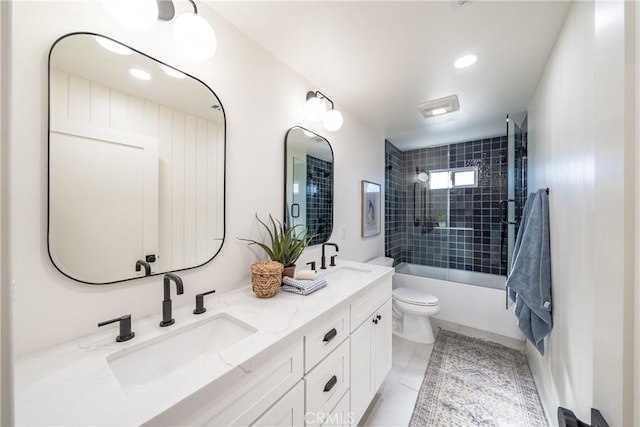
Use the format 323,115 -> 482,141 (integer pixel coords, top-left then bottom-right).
409,330 -> 547,427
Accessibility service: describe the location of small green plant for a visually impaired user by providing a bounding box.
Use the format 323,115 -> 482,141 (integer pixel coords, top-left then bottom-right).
434,212 -> 447,224
239,214 -> 315,267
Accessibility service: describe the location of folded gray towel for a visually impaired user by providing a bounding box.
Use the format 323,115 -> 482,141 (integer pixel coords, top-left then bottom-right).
281,280 -> 326,295
282,276 -> 328,290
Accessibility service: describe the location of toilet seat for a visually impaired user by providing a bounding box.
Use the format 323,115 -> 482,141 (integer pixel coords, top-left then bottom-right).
393,287 -> 439,307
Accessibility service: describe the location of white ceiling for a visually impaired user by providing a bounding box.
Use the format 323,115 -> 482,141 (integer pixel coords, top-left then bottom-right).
206,1 -> 571,151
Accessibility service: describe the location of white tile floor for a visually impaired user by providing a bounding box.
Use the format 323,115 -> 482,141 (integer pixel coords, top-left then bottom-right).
359,320 -> 525,427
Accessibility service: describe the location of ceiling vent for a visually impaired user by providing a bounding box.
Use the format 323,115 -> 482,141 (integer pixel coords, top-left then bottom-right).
418,95 -> 460,118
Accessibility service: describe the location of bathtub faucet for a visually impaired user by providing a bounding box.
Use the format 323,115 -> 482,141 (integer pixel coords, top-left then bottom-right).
321,243 -> 339,269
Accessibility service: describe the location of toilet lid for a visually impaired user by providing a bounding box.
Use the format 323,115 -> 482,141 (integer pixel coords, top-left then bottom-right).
393,287 -> 439,306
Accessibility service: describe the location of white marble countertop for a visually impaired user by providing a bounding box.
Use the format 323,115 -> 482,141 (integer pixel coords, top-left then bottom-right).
15,260 -> 394,426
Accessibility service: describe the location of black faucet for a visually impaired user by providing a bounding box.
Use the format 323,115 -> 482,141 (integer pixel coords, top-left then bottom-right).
321,243 -> 339,269
135,260 -> 151,276
98,314 -> 135,342
160,273 -> 184,327
193,289 -> 216,315
306,261 -> 316,271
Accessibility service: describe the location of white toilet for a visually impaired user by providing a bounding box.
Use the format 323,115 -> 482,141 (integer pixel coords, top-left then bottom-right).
365,256 -> 440,344
392,287 -> 440,344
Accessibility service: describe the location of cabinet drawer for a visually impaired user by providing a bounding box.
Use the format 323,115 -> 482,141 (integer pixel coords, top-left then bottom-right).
304,306 -> 349,373
196,339 -> 304,426
350,276 -> 392,332
305,338 -> 350,418
320,390 -> 351,427
251,381 -> 304,427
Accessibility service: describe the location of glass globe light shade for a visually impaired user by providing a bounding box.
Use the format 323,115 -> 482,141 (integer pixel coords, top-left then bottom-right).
173,13 -> 217,62
102,0 -> 158,30
323,109 -> 344,131
304,96 -> 327,122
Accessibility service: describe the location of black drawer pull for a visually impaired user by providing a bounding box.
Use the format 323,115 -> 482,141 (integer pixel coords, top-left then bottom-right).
373,318 -> 378,325
377,314 -> 382,320
323,375 -> 338,392
323,328 -> 337,343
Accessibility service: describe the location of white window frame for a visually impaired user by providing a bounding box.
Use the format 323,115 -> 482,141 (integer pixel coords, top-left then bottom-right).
428,166 -> 479,189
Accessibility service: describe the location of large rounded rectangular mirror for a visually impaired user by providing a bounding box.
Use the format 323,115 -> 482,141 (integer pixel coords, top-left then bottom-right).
48,33 -> 225,284
284,127 -> 333,245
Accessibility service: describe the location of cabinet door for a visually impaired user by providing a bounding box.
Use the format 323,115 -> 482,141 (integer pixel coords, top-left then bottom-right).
350,319 -> 373,425
372,299 -> 392,392
252,381 -> 304,427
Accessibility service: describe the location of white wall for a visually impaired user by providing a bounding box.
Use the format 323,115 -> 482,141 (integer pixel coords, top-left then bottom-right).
0,1 -> 13,424
7,1 -> 384,357
527,1 -> 635,425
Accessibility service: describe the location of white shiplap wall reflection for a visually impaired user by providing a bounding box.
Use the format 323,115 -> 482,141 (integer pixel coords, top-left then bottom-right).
50,69 -> 223,281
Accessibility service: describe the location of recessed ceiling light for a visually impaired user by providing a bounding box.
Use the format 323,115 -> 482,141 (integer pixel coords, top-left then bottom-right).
454,54 -> 477,69
431,108 -> 448,116
129,68 -> 151,80
95,36 -> 132,55
159,64 -> 186,79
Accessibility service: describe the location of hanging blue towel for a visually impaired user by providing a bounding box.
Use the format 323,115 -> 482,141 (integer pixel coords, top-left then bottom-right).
506,188 -> 552,355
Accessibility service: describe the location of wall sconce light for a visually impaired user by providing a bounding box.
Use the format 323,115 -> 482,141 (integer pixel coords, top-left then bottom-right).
103,0 -> 217,62
304,91 -> 344,132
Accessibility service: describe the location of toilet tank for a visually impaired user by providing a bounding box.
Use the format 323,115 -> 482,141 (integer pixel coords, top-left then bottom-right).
366,256 -> 394,267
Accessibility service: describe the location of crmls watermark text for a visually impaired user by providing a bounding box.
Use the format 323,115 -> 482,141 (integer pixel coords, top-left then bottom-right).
304,411 -> 355,425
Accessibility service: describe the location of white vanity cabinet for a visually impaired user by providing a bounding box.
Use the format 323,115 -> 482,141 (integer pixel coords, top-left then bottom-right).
15,261 -> 395,427
349,278 -> 393,425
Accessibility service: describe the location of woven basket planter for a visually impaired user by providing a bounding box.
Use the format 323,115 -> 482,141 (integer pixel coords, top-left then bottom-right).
251,261 -> 284,298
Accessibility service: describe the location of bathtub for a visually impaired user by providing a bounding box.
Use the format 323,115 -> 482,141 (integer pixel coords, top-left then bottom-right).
393,262 -> 523,340
394,262 -> 506,290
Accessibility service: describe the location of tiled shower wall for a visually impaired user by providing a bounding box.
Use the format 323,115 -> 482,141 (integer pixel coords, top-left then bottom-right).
306,155 -> 333,246
384,141 -> 402,263
385,136 -> 516,276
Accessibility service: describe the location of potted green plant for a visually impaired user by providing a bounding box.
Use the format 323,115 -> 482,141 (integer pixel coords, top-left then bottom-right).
434,212 -> 447,228
240,214 -> 315,278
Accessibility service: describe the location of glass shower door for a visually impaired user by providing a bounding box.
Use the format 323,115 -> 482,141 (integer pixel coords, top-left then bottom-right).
505,115 -> 526,273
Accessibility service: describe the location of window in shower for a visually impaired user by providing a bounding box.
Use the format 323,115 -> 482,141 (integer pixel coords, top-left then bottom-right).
428,166 -> 478,190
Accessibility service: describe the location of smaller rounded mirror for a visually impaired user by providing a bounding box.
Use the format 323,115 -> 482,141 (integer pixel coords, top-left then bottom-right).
284,127 -> 334,246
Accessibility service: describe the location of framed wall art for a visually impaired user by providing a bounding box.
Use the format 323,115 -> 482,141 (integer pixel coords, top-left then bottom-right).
361,180 -> 381,237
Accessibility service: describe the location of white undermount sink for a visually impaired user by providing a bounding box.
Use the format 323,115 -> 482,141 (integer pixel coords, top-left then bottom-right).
323,266 -> 372,282
106,313 -> 257,389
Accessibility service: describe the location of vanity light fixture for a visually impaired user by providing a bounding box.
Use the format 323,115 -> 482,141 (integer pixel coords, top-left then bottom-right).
304,91 -> 344,132
129,68 -> 152,80
103,0 -> 217,62
95,36 -> 133,55
172,1 -> 217,62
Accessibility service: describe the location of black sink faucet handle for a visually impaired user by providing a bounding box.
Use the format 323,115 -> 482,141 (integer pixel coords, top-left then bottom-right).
98,314 -> 135,342
193,289 -> 217,315
330,255 -> 338,267
306,261 -> 316,271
